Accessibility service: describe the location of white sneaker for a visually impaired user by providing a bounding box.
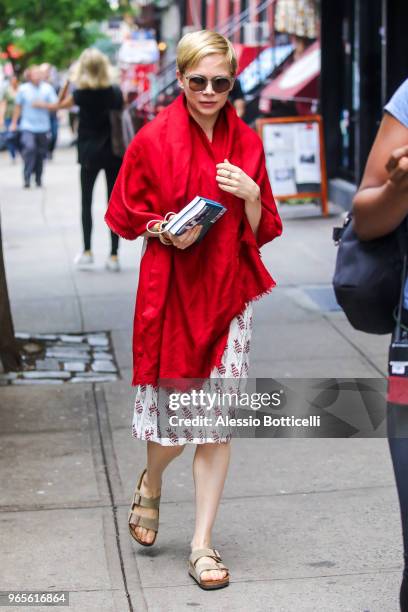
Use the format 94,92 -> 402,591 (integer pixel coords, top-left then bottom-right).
74,251 -> 94,269
106,255 -> 120,272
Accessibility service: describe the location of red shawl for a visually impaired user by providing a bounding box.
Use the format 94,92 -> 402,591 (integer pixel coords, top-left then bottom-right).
105,93 -> 282,389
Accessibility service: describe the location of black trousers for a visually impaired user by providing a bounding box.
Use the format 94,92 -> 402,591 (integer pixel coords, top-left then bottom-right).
80,163 -> 120,255
387,403 -> 408,611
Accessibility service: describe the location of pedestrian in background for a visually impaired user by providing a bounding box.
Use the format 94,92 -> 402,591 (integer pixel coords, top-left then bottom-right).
34,49 -> 124,271
353,77 -> 408,612
39,63 -> 59,160
0,75 -> 20,162
10,66 -> 57,188
229,77 -> 246,119
105,30 -> 282,590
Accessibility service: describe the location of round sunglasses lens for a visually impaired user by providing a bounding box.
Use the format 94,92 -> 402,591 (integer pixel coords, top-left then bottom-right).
213,78 -> 231,93
189,76 -> 206,91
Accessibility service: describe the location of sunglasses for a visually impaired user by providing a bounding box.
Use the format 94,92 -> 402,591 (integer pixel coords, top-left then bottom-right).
184,74 -> 235,94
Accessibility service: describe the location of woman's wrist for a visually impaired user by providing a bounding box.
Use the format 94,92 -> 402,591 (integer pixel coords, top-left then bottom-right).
244,185 -> 261,207
159,232 -> 173,245
384,179 -> 408,211
157,224 -> 173,245
245,185 -> 261,207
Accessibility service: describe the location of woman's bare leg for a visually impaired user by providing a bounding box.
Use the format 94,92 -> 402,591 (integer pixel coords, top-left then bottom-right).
133,441 -> 185,544
190,441 -> 231,581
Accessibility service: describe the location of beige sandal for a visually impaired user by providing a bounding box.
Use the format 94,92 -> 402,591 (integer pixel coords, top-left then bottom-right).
128,468 -> 160,547
188,548 -> 230,590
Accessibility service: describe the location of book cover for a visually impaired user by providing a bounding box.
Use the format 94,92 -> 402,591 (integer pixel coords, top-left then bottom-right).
164,196 -> 226,242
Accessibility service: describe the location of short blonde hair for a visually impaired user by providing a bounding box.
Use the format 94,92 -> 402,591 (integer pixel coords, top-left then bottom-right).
71,48 -> 112,89
176,30 -> 237,76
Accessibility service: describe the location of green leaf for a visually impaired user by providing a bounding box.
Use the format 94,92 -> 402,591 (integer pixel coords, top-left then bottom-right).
0,0 -> 114,69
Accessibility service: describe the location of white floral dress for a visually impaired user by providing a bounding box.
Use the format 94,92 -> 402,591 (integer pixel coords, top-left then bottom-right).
132,301 -> 254,445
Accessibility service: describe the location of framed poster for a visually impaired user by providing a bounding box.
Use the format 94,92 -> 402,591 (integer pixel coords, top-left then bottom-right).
256,115 -> 328,216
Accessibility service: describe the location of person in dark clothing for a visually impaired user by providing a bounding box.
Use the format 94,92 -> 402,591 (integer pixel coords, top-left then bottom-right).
0,75 -> 20,162
388,406 -> 408,612
34,49 -> 123,271
352,77 -> 408,612
228,77 -> 245,119
39,63 -> 59,159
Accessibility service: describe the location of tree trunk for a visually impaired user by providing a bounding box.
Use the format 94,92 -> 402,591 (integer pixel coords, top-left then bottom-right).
0,213 -> 20,371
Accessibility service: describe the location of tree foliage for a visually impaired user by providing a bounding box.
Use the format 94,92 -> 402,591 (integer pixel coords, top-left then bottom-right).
0,0 -> 114,70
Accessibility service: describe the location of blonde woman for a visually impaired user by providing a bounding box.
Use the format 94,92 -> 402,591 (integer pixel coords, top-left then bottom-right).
33,49 -> 123,271
105,30 -> 282,590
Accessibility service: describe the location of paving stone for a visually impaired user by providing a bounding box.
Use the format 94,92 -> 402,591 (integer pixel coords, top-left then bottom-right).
0,372 -> 18,381
59,334 -> 86,343
35,358 -> 60,371
71,374 -> 117,383
12,378 -> 63,385
31,333 -> 58,340
64,361 -> 86,372
52,343 -> 90,352
22,371 -> 71,380
67,371 -> 105,378
46,349 -> 90,360
14,332 -> 30,339
93,351 -> 113,360
87,334 -> 109,347
91,360 -> 117,373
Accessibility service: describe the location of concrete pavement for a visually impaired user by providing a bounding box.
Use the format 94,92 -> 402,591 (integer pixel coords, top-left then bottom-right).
0,135 -> 403,612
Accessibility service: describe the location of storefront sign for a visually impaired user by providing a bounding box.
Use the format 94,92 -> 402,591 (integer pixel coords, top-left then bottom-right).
118,34 -> 159,65
238,44 -> 293,94
256,115 -> 328,215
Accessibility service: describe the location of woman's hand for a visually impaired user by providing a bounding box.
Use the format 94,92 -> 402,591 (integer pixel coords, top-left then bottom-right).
385,145 -> 408,197
216,158 -> 260,202
161,225 -> 202,249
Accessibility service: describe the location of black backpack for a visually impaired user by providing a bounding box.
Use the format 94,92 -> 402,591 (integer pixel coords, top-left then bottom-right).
332,213 -> 408,334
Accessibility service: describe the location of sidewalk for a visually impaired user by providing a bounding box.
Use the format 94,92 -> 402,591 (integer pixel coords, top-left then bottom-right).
0,139 -> 403,612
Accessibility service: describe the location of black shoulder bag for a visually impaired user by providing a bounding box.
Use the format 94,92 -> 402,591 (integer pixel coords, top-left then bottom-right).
332,213 -> 408,334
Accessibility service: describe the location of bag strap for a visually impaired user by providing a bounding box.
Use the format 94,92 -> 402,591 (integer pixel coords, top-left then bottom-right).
395,216 -> 408,257
332,212 -> 351,246
393,217 -> 408,339
393,253 -> 407,340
